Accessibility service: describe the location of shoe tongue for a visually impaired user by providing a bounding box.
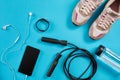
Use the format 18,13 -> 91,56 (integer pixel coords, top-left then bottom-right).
106,8 -> 120,18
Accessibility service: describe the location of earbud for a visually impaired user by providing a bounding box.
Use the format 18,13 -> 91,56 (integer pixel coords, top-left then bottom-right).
2,24 -> 11,30
2,24 -> 20,44
28,12 -> 33,25
28,12 -> 32,20
29,12 -> 32,17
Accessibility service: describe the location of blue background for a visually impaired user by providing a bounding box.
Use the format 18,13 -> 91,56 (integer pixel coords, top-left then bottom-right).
0,0 -> 120,80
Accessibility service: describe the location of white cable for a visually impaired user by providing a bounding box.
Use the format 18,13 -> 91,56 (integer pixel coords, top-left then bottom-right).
21,12 -> 32,80
6,12 -> 33,57
2,12 -> 33,80
22,12 -> 32,45
1,24 -> 20,63
1,43 -> 16,80
0,24 -> 20,80
0,12 -> 33,80
24,75 -> 28,80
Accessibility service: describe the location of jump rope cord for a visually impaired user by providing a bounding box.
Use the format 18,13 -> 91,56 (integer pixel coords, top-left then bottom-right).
42,36 -> 97,80
41,37 -> 97,79
61,43 -> 97,80
0,25 -> 21,80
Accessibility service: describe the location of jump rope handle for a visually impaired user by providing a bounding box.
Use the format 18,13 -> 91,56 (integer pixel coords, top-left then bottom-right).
47,53 -> 62,77
41,37 -> 65,76
41,37 -> 67,46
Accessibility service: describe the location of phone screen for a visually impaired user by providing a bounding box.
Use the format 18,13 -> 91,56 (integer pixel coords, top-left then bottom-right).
18,46 -> 40,76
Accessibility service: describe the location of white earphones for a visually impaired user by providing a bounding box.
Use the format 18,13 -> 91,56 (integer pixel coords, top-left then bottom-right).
2,24 -> 20,44
29,12 -> 32,17
1,12 -> 33,80
1,24 -> 21,80
23,12 -> 33,45
28,12 -> 33,23
2,24 -> 11,30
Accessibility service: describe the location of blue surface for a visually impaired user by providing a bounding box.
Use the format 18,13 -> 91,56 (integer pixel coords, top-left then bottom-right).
0,0 -> 120,80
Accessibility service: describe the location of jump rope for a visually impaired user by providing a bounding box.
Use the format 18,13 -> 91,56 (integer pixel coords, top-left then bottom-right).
41,37 -> 97,80
1,12 -> 97,80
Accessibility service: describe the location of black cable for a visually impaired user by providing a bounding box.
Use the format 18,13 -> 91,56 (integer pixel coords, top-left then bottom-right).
59,44 -> 97,80
41,37 -> 97,80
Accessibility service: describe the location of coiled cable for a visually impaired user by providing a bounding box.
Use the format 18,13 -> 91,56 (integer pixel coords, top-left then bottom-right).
62,43 -> 97,80
41,37 -> 97,80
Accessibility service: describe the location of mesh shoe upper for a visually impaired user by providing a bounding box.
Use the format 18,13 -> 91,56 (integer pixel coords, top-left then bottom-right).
72,0 -> 103,26
89,0 -> 120,40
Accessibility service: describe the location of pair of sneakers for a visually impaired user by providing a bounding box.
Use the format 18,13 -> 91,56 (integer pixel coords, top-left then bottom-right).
72,0 -> 120,40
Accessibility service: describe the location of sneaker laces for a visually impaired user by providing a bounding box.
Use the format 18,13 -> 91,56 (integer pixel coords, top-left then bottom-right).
98,10 -> 115,30
80,0 -> 97,16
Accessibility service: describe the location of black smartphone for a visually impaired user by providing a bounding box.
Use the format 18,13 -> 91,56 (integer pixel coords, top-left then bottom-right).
18,46 -> 40,76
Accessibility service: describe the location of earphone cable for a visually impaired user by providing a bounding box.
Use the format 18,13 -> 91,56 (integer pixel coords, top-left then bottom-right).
1,24 -> 20,63
1,25 -> 21,80
22,12 -> 32,45
24,75 -> 28,80
2,13 -> 33,80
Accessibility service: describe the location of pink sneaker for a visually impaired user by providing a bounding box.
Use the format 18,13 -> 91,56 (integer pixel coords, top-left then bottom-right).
89,0 -> 120,40
72,0 -> 104,26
